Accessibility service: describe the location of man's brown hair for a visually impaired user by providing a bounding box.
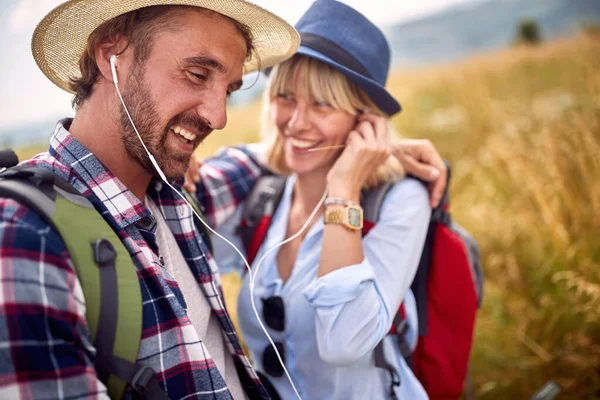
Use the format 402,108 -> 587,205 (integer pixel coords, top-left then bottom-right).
69,5 -> 254,109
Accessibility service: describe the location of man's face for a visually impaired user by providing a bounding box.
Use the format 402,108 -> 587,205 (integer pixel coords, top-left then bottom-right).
118,9 -> 247,180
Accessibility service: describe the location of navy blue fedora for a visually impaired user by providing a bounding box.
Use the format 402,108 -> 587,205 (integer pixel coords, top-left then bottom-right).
294,0 -> 401,115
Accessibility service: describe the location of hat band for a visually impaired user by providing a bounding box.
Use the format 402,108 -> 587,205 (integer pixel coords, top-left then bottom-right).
299,33 -> 374,80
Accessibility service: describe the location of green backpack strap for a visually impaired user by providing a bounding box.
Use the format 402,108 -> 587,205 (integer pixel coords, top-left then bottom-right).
0,166 -> 168,400
182,188 -> 213,253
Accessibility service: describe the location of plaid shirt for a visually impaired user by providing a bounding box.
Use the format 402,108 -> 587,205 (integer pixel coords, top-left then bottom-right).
0,120 -> 264,399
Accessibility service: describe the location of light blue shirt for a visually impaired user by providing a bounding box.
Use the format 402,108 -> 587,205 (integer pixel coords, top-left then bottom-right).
214,175 -> 431,399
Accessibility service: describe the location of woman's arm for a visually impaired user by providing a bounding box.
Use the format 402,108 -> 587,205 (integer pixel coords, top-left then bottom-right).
186,146 -> 264,229
209,205 -> 248,275
305,179 -> 431,366
318,114 -> 391,278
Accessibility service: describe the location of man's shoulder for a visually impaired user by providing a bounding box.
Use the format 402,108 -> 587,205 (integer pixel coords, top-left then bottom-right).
0,153 -> 75,251
20,151 -> 71,176
0,197 -> 67,252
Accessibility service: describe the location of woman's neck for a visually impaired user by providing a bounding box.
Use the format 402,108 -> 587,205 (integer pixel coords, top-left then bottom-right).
292,168 -> 329,214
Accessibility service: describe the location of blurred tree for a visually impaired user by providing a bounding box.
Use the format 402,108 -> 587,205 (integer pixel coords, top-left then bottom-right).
581,22 -> 600,38
515,19 -> 543,45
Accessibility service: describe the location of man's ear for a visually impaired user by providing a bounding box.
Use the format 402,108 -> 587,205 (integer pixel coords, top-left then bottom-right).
95,40 -> 130,85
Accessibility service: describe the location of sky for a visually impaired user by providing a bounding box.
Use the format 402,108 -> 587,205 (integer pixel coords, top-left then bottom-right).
0,0 -> 474,131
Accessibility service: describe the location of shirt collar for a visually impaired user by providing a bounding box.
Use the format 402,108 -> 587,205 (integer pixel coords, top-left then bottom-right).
49,118 -> 151,229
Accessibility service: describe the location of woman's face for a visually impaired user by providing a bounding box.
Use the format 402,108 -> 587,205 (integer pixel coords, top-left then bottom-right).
271,72 -> 356,177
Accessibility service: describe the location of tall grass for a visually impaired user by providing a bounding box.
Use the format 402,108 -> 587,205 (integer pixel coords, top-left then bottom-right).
15,34 -> 600,399
391,35 -> 600,399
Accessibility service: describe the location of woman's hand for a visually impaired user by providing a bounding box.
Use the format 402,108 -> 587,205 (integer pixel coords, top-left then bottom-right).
393,139 -> 447,208
326,113 -> 390,201
183,154 -> 202,193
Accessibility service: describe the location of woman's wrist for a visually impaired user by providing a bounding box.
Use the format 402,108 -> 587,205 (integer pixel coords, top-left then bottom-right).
325,197 -> 360,208
327,184 -> 360,204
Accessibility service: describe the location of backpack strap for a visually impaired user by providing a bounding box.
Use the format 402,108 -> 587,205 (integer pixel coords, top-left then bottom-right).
411,162 -> 452,335
183,188 -> 214,254
373,341 -> 400,399
239,174 -> 287,266
362,182 -> 410,393
0,149 -> 19,170
365,180 -> 441,390
0,166 -> 168,400
361,181 -> 394,224
450,220 -> 484,307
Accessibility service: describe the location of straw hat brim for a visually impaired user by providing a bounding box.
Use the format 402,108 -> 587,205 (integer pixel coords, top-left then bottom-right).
32,0 -> 300,93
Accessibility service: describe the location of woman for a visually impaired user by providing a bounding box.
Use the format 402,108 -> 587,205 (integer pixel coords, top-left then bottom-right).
189,1 -> 432,398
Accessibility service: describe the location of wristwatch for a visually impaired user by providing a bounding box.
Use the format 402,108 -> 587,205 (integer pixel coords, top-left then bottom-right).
324,204 -> 363,231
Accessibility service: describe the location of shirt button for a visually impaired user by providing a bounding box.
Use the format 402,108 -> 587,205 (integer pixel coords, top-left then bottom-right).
139,216 -> 154,228
178,205 -> 189,217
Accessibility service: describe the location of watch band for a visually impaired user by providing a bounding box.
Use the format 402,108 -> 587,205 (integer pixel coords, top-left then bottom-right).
324,197 -> 359,208
324,204 -> 363,231
325,208 -> 345,224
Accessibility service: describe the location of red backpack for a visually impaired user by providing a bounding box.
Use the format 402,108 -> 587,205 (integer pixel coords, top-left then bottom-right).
239,169 -> 483,400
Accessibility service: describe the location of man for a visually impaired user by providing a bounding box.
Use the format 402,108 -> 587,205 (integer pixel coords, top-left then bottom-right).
0,2 -> 298,399
0,1 -> 446,400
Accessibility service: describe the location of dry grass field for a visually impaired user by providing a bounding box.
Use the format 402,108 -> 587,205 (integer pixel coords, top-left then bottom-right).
15,33 -> 600,399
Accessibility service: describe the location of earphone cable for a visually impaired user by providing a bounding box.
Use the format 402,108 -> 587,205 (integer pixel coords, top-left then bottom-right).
112,64 -> 305,399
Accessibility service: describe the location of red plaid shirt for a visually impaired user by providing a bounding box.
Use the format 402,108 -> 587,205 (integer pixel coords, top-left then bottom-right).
0,120 -> 266,399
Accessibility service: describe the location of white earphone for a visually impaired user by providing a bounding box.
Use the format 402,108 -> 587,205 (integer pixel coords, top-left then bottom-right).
110,54 -> 119,84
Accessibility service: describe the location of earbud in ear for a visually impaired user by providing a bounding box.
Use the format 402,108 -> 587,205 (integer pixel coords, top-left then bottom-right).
110,55 -> 119,85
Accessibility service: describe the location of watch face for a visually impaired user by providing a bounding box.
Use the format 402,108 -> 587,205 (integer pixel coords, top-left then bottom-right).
348,208 -> 362,227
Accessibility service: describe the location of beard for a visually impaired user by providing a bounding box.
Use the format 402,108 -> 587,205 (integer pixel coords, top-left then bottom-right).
118,63 -> 212,181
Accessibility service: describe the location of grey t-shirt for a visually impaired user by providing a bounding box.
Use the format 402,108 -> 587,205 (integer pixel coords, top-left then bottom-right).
146,197 -> 246,399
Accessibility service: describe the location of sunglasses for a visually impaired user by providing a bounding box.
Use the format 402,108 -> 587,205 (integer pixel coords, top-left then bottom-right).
262,295 -> 286,378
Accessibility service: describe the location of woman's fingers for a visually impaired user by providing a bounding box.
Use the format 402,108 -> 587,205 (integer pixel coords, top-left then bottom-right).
356,117 -> 390,162
355,120 -> 376,146
183,178 -> 196,193
358,113 -> 390,156
345,129 -> 363,148
359,112 -> 387,138
183,154 -> 203,193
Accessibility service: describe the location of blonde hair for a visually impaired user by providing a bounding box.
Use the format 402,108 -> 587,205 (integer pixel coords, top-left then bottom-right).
262,55 -> 404,190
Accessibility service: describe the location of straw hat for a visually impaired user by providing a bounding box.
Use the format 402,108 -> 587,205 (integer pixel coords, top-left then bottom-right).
32,0 -> 300,93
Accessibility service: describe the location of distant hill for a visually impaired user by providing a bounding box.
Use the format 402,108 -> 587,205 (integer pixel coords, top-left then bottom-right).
234,0 -> 600,104
0,118 -> 63,151
385,0 -> 600,67
2,0 -> 599,147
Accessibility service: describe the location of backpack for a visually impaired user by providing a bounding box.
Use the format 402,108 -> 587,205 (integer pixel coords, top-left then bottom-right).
239,168 -> 484,400
0,150 -> 173,400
